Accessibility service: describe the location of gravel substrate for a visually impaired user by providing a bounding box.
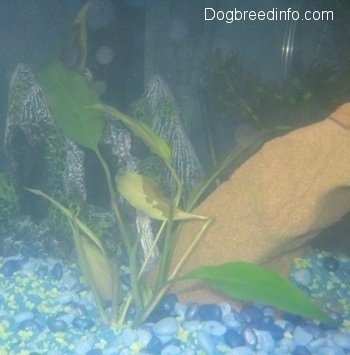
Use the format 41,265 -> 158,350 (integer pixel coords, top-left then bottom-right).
0,250 -> 350,354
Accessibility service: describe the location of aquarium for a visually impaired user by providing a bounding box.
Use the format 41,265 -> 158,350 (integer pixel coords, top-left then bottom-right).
1,0 -> 350,354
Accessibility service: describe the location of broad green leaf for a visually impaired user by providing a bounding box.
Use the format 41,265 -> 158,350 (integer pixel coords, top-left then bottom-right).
37,60 -> 104,150
184,262 -> 335,325
91,103 -> 171,162
116,172 -> 207,221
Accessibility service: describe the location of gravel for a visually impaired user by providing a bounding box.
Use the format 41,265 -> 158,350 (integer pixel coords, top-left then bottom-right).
0,249 -> 350,354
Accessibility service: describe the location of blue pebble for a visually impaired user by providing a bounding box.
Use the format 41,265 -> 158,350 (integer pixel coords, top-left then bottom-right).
278,338 -> 297,353
46,317 -> 68,332
226,346 -> 255,355
136,328 -> 152,348
74,337 -> 94,353
121,328 -> 138,346
72,317 -> 95,330
153,317 -> 179,337
14,311 -> 34,324
242,325 -> 258,348
318,346 -> 346,355
18,319 -> 41,332
118,348 -> 131,355
332,332 -> 350,350
257,322 -> 284,340
293,326 -> 313,346
255,329 -> 275,352
183,320 -> 201,332
202,320 -> 226,336
1,259 -> 21,276
222,310 -> 242,328
197,330 -> 215,355
86,349 -> 103,355
224,328 -> 245,347
164,338 -> 182,347
160,344 -> 181,355
51,263 -> 63,280
308,337 -> 327,352
55,292 -> 73,305
302,323 -> 323,339
198,304 -> 222,322
145,335 -> 164,353
103,346 -> 121,355
292,345 -> 312,355
323,256 -> 339,272
185,302 -> 199,321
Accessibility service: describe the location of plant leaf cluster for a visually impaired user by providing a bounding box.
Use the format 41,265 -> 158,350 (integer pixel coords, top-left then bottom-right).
30,60 -> 334,327
26,4 -> 335,327
204,50 -> 350,131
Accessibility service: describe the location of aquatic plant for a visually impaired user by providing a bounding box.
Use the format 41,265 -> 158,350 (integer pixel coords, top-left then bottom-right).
203,50 -> 350,135
21,2 -> 334,328
26,60 -> 333,327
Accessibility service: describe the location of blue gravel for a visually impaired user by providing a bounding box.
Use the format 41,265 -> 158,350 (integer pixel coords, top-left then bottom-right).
0,250 -> 350,354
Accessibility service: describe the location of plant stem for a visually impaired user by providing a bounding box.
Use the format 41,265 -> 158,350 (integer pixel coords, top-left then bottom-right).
137,217 -> 213,325
95,148 -> 143,321
169,217 -> 213,280
154,204 -> 174,292
138,221 -> 166,279
95,148 -> 132,253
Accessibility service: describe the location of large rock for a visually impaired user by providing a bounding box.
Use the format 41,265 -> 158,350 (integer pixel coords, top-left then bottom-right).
167,103 -> 350,303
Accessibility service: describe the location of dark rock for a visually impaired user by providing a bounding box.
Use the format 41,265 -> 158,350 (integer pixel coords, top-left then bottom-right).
51,263 -> 63,280
145,334 -> 163,353
46,317 -> 68,332
240,304 -> 264,324
147,294 -> 178,323
185,302 -> 199,321
224,328 -> 245,347
159,293 -> 178,314
72,317 -> 95,330
198,304 -> 222,322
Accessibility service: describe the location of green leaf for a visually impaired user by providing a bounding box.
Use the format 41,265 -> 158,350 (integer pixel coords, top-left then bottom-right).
116,172 -> 207,221
91,103 -> 171,162
184,262 -> 335,325
37,60 -> 105,150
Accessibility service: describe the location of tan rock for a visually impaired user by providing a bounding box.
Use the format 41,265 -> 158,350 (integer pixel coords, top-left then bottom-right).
165,103 -> 350,303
